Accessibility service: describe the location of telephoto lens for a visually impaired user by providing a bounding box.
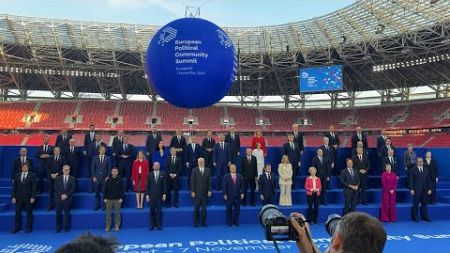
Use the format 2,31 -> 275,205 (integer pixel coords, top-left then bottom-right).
325,214 -> 342,236
259,204 -> 303,241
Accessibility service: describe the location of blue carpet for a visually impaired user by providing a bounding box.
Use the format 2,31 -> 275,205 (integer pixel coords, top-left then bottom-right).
1,221 -> 450,253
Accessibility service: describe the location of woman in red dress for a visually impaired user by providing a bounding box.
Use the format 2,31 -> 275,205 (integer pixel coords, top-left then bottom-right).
251,129 -> 267,156
132,150 -> 150,209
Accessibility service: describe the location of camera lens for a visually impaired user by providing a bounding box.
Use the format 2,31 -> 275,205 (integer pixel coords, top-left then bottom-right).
325,214 -> 341,236
259,204 -> 284,228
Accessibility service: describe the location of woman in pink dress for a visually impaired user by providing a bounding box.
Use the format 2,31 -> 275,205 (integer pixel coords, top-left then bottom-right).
131,151 -> 150,209
251,129 -> 267,156
380,163 -> 397,222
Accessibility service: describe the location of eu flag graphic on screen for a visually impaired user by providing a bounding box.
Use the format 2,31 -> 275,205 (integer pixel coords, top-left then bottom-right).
299,65 -> 343,92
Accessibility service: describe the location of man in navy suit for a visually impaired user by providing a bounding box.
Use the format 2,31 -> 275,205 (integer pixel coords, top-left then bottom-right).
383,149 -> 399,178
241,148 -> 258,206
377,129 -> 388,172
11,163 -> 37,233
62,138 -> 82,178
112,130 -> 124,166
190,158 -> 212,227
12,147 -> 34,179
84,124 -> 97,154
325,124 -> 340,153
91,146 -> 112,210
146,162 -> 167,230
47,147 -> 65,211
351,127 -> 368,149
145,125 -> 162,161
311,148 -> 331,205
88,134 -> 107,192
291,124 -> 304,158
320,136 -> 335,175
214,133 -> 231,191
258,164 -> 276,205
223,164 -> 244,227
36,135 -> 53,193
117,136 -> 134,191
282,133 -> 301,189
202,130 -> 215,171
224,126 -> 240,165
55,129 -> 72,150
185,135 -> 202,185
409,157 -> 432,222
341,158 -> 360,215
352,147 -> 371,205
170,129 -> 187,158
379,138 -> 395,162
54,165 -> 76,232
166,148 -> 182,208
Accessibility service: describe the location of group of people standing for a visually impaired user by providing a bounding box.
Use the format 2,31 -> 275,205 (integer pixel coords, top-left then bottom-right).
10,123 -> 440,233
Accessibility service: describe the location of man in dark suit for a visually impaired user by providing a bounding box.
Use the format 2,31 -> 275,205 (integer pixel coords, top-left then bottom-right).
352,147 -> 371,205
54,165 -> 76,232
383,149 -> 399,178
190,158 -> 212,227
223,164 -> 244,227
258,164 -> 276,205
409,158 -> 432,222
36,135 -> 53,193
379,138 -> 395,162
145,125 -> 162,160
341,158 -> 360,215
320,136 -> 335,175
185,135 -> 203,185
146,162 -> 167,230
11,163 -> 37,233
311,148 -> 331,205
213,133 -> 231,191
112,130 -> 124,166
91,146 -> 112,210
62,138 -> 82,178
12,147 -> 34,179
404,144 -> 417,187
202,130 -> 215,172
47,147 -> 65,211
117,136 -> 134,191
83,124 -> 97,184
292,124 -> 304,167
170,129 -> 187,158
376,129 -> 388,156
55,129 -> 72,150
241,148 -> 258,206
424,151 -> 439,204
351,127 -> 367,149
282,133 -> 301,189
166,148 -> 181,208
325,124 -> 340,150
88,134 -> 108,158
351,141 -> 368,157
224,126 -> 241,164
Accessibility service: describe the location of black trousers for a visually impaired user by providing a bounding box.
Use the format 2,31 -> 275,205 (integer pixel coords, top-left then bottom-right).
358,173 -> 368,204
204,152 -> 214,175
261,194 -> 274,205
47,177 -> 56,208
150,200 -> 163,227
430,177 -> 437,203
166,177 -> 179,207
226,197 -> 241,226
119,160 -> 132,190
307,193 -> 319,223
56,197 -> 72,230
291,160 -> 299,189
37,162 -> 47,192
318,175 -> 327,204
15,197 -> 33,230
193,195 -> 207,225
412,191 -> 429,220
94,176 -> 106,208
242,178 -> 256,205
343,189 -> 358,215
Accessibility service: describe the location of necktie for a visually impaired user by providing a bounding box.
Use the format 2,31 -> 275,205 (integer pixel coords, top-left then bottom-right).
55,156 -> 58,162
178,136 -> 181,142
221,143 -> 224,150
231,134 -> 234,140
319,157 -> 322,163
359,155 -> 362,161
325,145 -> 328,150
124,144 -> 127,150
153,134 -> 156,139
290,142 -> 294,150
232,174 -> 236,184
64,176 -> 68,189
22,157 -> 25,163
21,173 -> 26,182
267,173 -> 271,180
419,167 -> 422,173
390,157 -> 393,164
173,156 -> 176,164
192,143 -> 195,153
248,156 -> 251,163
331,132 -> 334,138
71,146 -> 74,153
349,169 -> 354,178
44,145 -> 47,153
100,156 -> 103,164
155,172 -> 159,182
200,168 -> 204,175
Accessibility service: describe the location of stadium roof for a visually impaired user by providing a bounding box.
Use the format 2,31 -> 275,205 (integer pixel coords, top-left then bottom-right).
0,0 -> 449,106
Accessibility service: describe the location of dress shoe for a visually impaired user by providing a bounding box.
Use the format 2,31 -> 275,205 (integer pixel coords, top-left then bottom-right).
201,223 -> 208,227
25,228 -> 32,233
150,226 -> 155,231
412,217 -> 419,222
64,228 -> 70,233
174,205 -> 179,208
423,218 -> 432,222
55,228 -> 62,233
157,226 -> 162,230
46,207 -> 53,212
11,229 -> 19,234
94,206 -> 100,211
193,224 -> 199,228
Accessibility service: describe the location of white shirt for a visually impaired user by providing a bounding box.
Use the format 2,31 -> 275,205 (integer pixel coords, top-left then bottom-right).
21,172 -> 28,182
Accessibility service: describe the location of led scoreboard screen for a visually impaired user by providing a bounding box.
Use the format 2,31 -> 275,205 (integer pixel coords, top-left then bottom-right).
299,65 -> 343,93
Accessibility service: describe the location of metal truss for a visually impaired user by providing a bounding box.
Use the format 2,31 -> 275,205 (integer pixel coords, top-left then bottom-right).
0,0 -> 448,108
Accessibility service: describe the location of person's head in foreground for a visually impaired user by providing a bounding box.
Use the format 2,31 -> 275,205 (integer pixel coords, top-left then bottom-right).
290,211 -> 387,253
55,233 -> 118,253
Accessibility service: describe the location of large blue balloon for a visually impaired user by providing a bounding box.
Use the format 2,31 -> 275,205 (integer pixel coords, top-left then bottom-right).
146,18 -> 237,108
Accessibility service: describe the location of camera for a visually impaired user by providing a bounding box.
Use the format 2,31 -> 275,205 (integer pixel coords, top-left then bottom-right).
259,204 -> 304,241
325,214 -> 341,236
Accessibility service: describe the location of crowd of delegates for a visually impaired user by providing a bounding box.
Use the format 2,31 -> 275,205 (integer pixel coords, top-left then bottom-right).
10,123 -> 440,234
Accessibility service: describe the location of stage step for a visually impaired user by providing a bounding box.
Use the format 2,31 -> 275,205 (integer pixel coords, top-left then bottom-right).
1,203 -> 450,231
1,189 -> 450,212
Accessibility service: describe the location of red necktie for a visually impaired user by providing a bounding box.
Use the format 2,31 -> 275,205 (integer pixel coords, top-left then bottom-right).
232,174 -> 236,184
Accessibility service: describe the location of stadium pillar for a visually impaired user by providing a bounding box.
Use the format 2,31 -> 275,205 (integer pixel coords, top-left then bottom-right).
19,89 -> 27,101
0,89 -> 7,101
